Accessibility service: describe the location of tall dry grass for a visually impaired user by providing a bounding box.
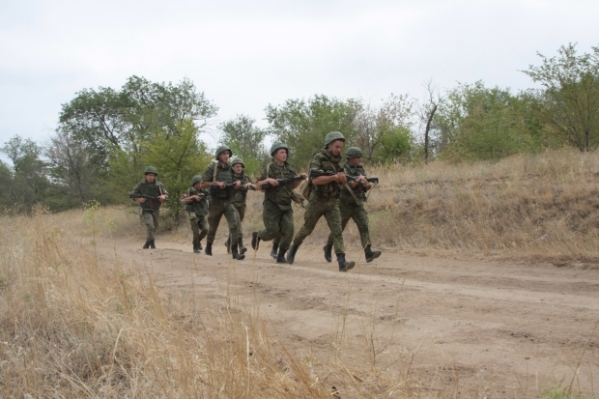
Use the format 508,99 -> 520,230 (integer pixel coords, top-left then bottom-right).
0,206 -> 420,398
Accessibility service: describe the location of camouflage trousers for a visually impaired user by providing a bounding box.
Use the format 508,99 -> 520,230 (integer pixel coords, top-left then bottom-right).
207,199 -> 241,245
326,199 -> 371,249
293,197 -> 345,254
141,209 -> 159,241
188,212 -> 208,244
228,202 -> 247,244
257,199 -> 294,250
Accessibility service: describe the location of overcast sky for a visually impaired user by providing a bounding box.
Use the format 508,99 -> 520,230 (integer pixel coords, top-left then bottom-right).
1,0 -> 598,152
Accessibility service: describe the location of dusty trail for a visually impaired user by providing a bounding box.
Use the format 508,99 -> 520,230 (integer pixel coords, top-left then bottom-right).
98,236 -> 599,397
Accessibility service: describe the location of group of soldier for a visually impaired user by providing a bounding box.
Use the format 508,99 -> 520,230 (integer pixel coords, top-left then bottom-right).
131,131 -> 382,272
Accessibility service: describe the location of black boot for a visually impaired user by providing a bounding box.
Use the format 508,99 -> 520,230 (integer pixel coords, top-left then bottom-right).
323,244 -> 333,263
197,241 -> 203,251
143,240 -> 150,249
239,237 -> 247,254
270,242 -> 279,259
225,237 -> 231,254
276,247 -> 288,264
205,242 -> 213,256
251,231 -> 260,250
231,243 -> 245,261
365,245 -> 382,263
286,244 -> 300,265
193,239 -> 201,254
150,240 -> 156,249
337,253 -> 355,272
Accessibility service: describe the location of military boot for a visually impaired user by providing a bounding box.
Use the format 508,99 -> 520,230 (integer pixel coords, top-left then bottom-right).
276,246 -> 289,264
149,240 -> 156,249
286,244 -> 300,265
205,242 -> 213,256
364,245 -> 382,263
193,239 -> 201,254
197,241 -> 203,251
270,242 -> 279,259
239,237 -> 247,254
143,240 -> 150,249
337,253 -> 355,272
231,243 -> 245,261
323,244 -> 333,262
224,237 -> 231,254
251,231 -> 260,250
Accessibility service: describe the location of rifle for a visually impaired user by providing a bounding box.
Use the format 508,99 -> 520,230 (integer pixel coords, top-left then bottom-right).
181,194 -> 211,203
260,176 -> 305,189
210,183 -> 256,191
129,193 -> 172,202
308,170 -> 378,184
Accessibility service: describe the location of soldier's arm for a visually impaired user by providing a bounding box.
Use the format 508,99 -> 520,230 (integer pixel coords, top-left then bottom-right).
256,169 -> 278,190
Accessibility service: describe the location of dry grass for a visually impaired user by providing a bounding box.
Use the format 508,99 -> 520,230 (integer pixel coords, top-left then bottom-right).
2,147 -> 598,398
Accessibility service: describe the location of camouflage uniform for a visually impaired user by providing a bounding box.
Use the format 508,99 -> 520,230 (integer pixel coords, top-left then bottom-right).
291,149 -> 345,252
183,182 -> 210,253
256,161 -> 299,252
225,163 -> 253,253
326,161 -> 371,245
131,172 -> 168,247
202,159 -> 243,260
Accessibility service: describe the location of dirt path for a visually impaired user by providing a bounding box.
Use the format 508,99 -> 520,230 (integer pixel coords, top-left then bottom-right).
98,236 -> 599,398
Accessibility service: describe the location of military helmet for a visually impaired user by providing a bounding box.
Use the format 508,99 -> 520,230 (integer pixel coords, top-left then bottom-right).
270,142 -> 289,156
230,156 -> 245,167
215,145 -> 233,160
144,166 -> 158,176
192,175 -> 202,185
346,147 -> 363,159
324,131 -> 346,147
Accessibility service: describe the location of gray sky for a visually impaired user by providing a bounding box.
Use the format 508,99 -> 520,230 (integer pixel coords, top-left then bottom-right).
1,0 -> 598,151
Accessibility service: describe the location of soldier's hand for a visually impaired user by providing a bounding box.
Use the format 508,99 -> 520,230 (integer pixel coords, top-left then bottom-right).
137,197 -> 146,203
299,173 -> 308,179
268,178 -> 280,187
337,172 -> 347,185
233,180 -> 241,189
158,195 -> 167,202
358,175 -> 368,185
216,181 -> 226,189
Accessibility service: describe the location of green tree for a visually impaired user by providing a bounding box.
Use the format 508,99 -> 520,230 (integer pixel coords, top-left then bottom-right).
523,43 -> 599,151
372,125 -> 413,164
265,95 -> 360,168
218,115 -> 267,176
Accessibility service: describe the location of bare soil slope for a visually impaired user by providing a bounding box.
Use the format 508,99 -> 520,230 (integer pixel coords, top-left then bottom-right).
98,236 -> 599,398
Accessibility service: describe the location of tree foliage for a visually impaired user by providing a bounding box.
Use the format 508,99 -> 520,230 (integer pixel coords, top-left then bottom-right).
265,95 -> 360,168
523,43 -> 599,151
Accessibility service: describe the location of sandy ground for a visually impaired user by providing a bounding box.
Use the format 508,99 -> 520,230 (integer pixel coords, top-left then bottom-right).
97,235 -> 599,398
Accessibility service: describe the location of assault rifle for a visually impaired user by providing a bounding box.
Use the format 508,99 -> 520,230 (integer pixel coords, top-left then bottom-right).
308,170 -> 378,184
260,176 -> 305,189
182,194 -> 211,203
129,193 -> 172,202
210,183 -> 256,191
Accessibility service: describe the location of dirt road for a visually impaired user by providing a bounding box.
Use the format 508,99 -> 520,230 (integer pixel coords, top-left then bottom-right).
99,236 -> 599,397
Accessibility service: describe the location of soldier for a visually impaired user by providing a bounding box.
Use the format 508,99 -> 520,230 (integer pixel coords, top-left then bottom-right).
287,132 -> 356,272
131,166 -> 168,249
200,145 -> 245,261
181,175 -> 210,254
224,156 -> 255,254
323,147 -> 382,263
251,142 -> 307,263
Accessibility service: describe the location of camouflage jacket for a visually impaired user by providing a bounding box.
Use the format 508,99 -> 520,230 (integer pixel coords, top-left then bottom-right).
132,179 -> 168,212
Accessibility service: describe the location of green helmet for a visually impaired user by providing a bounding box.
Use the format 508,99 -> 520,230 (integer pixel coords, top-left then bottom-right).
144,166 -> 158,176
230,156 -> 245,167
192,175 -> 202,185
270,142 -> 289,156
215,145 -> 233,160
324,131 -> 346,147
346,147 -> 363,159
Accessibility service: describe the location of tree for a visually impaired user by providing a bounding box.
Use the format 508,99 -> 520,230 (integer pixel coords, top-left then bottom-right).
353,94 -> 416,163
265,95 -> 360,168
523,43 -> 599,151
419,81 -> 440,164
218,115 -> 267,176
372,126 -> 413,164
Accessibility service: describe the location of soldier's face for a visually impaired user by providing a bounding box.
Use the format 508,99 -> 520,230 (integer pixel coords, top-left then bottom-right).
328,140 -> 344,157
348,157 -> 362,166
145,173 -> 157,183
193,182 -> 202,189
273,149 -> 287,163
219,152 -> 230,163
233,164 -> 243,174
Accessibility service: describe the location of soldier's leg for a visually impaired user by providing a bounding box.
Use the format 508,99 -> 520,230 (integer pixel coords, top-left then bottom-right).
237,203 -> 247,253
198,215 -> 208,249
142,211 -> 155,248
288,201 -> 326,264
325,202 -> 352,247
353,207 -> 381,262
324,203 -> 355,272
206,202 -> 225,255
224,203 -> 244,260
258,200 -> 284,242
189,213 -> 201,252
